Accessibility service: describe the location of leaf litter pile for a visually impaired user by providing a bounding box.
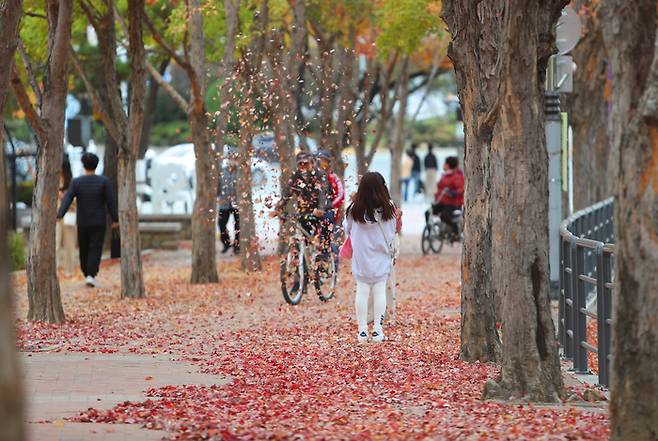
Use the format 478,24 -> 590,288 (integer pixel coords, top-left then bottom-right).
15,249 -> 609,440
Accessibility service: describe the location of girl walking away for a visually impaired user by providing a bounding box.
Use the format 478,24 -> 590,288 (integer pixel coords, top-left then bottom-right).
345,172 -> 398,343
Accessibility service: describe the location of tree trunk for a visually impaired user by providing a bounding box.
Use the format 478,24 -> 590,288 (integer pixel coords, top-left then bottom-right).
114,0 -> 147,298
564,1 -> 611,210
237,109 -> 262,272
0,0 -> 25,438
389,59 -> 408,207
24,0 -> 73,323
139,59 -> 168,158
444,0 -> 565,401
600,1 -> 658,439
188,0 -> 219,284
103,130 -> 118,251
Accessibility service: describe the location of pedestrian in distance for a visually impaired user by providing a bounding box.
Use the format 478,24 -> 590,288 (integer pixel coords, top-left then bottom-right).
424,143 -> 439,201
401,149 -> 413,202
315,150 -> 345,271
217,156 -> 240,254
425,156 -> 464,240
345,172 -> 399,343
410,143 -> 422,196
57,152 -> 118,287
56,155 -> 77,277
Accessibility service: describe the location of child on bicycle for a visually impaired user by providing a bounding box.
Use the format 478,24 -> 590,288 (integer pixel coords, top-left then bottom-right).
345,172 -> 398,343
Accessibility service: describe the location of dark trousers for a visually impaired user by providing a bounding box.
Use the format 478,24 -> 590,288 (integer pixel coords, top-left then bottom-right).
77,225 -> 106,277
218,207 -> 240,248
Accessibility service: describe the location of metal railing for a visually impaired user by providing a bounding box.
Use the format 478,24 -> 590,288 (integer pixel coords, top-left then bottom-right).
559,197 -> 615,387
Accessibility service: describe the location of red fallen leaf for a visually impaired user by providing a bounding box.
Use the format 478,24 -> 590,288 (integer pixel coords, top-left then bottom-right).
144,376 -> 153,381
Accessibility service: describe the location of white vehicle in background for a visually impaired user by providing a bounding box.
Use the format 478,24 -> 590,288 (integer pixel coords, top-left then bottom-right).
140,141 -> 275,214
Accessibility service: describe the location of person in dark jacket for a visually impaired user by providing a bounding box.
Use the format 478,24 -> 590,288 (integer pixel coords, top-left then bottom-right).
57,152 -> 118,287
423,143 -> 439,200
410,143 -> 422,196
217,157 -> 240,254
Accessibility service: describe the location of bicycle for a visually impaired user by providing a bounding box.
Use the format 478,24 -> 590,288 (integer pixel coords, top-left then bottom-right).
422,189 -> 463,254
279,214 -> 337,305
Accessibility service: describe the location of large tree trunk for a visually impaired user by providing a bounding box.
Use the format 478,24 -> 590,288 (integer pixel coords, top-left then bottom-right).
116,0 -> 147,298
444,0 -> 565,401
389,59 -> 408,207
564,0 -> 611,210
442,2 -> 501,363
188,0 -> 219,284
23,0 -> 73,323
601,1 -> 658,439
0,1 -> 25,438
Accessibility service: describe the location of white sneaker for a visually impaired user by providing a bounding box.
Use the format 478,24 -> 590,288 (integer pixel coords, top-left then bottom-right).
85,276 -> 97,287
357,331 -> 368,343
371,330 -> 386,343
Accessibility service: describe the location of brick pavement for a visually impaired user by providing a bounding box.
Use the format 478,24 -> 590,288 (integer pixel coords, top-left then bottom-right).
22,352 -> 229,441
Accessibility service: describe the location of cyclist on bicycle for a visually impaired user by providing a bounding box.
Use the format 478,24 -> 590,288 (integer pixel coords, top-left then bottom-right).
316,150 -> 345,268
425,156 -> 464,240
271,152 -> 331,249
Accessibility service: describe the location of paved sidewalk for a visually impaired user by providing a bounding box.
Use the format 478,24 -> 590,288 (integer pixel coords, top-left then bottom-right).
23,352 -> 230,441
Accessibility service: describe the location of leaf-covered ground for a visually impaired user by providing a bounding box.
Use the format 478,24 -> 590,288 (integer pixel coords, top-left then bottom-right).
14,247 -> 609,440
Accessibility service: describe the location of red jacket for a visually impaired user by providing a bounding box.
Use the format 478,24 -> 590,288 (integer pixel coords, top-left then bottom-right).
327,171 -> 345,212
435,169 -> 464,207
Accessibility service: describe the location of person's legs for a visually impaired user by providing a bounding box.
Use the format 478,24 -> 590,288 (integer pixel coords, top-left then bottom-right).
77,225 -> 90,277
85,226 -> 106,277
232,207 -> 240,251
402,178 -> 410,201
355,280 -> 371,336
371,279 -> 387,335
217,208 -> 231,250
62,225 -> 77,276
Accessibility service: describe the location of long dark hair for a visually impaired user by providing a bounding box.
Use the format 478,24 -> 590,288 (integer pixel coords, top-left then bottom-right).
61,155 -> 73,190
347,171 -> 394,223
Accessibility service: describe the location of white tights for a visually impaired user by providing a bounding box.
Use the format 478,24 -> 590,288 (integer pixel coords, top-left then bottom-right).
355,280 -> 387,334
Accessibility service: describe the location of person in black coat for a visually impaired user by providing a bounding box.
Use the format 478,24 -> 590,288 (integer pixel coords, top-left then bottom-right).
57,153 -> 118,287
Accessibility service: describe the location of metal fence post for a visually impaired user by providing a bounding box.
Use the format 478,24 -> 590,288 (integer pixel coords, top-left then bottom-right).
573,244 -> 589,373
563,238 -> 575,359
595,244 -> 607,385
559,237 -> 566,350
600,249 -> 613,387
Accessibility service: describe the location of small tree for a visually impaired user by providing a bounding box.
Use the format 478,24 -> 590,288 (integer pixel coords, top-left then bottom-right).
11,0 -> 73,323
601,0 -> 658,438
72,0 -> 148,298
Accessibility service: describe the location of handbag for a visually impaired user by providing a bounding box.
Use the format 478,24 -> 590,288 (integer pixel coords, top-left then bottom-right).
339,236 -> 353,259
63,212 -> 76,226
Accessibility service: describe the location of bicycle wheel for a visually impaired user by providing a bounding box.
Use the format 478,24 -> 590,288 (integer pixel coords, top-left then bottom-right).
432,223 -> 445,254
421,224 -> 432,255
280,239 -> 308,305
314,254 -> 337,301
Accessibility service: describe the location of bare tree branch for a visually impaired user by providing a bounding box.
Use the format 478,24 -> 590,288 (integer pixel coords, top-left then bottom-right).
17,39 -> 42,109
146,61 -> 190,113
10,67 -> 46,144
68,45 -> 121,142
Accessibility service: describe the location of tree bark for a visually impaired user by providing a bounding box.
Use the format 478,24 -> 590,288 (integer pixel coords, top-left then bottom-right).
601,1 -> 658,439
237,103 -> 262,272
118,0 -> 147,298
187,0 -> 219,284
444,0 -> 565,401
389,58 -> 409,207
139,59 -> 168,158
15,0 -> 73,323
564,1 -> 611,210
0,0 -> 25,438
